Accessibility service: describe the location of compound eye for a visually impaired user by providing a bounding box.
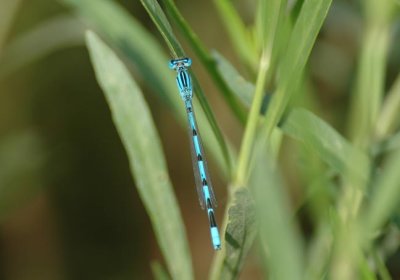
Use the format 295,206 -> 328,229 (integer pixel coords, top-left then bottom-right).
169,57 -> 192,69
183,58 -> 192,67
168,60 -> 176,69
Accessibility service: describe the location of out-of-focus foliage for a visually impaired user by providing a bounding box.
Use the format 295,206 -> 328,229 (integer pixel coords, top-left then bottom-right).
0,0 -> 400,279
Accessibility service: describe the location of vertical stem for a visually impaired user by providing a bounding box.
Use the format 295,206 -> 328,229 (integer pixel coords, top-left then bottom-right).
235,52 -> 271,186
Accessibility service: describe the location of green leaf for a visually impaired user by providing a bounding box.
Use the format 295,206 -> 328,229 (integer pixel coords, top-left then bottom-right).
61,0 -> 228,177
0,15 -> 84,79
212,51 -> 255,108
86,31 -> 193,280
250,143 -> 304,280
218,188 -> 257,280
281,109 -> 370,184
139,0 -> 184,57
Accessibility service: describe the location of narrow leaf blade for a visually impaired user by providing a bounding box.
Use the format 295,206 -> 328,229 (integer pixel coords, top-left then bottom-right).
212,51 -> 255,108
86,31 -> 193,280
281,109 -> 370,183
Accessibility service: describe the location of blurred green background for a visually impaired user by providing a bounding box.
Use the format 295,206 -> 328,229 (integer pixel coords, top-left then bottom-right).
0,0 -> 235,279
0,0 -> 399,279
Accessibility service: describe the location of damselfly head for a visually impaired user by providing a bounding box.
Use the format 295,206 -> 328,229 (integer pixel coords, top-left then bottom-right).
169,57 -> 192,70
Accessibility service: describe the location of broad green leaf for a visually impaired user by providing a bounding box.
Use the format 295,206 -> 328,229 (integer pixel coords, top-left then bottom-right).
281,109 -> 370,184
86,31 -> 193,280
140,0 -> 232,174
213,0 -> 258,69
212,51 -> 255,108
0,15 -> 84,79
0,0 -> 22,50
218,188 -> 257,280
61,0 -> 228,177
251,142 -> 304,280
363,149 -> 400,235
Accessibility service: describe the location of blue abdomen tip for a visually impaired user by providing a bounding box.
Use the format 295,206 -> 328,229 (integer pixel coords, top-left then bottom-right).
210,227 -> 221,250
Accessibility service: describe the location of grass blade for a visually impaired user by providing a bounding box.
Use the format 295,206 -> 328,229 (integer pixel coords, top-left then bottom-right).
212,51 -> 255,108
139,0 -> 184,57
281,109 -> 370,184
86,31 -> 193,280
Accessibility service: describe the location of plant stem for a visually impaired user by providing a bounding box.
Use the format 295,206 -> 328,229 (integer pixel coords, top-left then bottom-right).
235,52 -> 271,186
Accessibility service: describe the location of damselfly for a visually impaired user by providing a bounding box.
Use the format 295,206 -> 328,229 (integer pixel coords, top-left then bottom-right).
169,57 -> 221,250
